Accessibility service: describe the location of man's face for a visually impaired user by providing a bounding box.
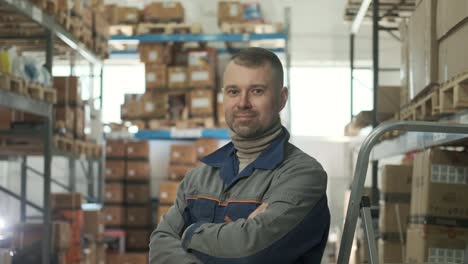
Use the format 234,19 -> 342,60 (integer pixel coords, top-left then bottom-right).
223,61 -> 288,138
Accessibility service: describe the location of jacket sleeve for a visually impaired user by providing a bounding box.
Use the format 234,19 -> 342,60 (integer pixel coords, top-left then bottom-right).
149,178 -> 203,264
181,159 -> 330,264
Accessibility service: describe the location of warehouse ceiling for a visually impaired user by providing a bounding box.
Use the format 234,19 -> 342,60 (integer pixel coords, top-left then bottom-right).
104,0 -> 401,67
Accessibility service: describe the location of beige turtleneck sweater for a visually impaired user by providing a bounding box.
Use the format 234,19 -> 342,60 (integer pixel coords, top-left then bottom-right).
229,120 -> 283,173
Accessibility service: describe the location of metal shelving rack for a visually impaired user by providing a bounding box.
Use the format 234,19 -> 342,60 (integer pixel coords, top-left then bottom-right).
0,1 -> 104,263
109,7 -> 291,134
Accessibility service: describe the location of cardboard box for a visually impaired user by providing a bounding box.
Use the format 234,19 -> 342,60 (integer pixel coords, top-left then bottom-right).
188,48 -> 217,67
143,2 -> 184,22
381,165 -> 412,194
106,139 -> 126,158
190,89 -> 214,116
126,230 -> 151,250
126,141 -> 149,159
51,193 -> 82,210
121,100 -> 145,119
105,160 -> 126,180
195,139 -> 218,158
83,210 -> 105,241
168,67 -> 188,89
126,206 -> 150,227
438,19 -> 468,82
188,65 -> 214,88
377,86 -> 400,121
436,0 -> 468,40
400,20 -> 410,107
379,202 -> 410,234
411,148 -> 468,220
52,210 -> 83,244
74,105 -> 85,139
378,239 -> 405,264
54,106 -> 75,132
54,77 -> 82,104
107,253 -> 148,264
406,224 -> 468,264
139,43 -> 170,64
116,7 -> 139,24
103,205 -> 125,226
126,184 -> 150,204
83,240 -> 97,264
126,161 -> 150,180
217,92 -> 226,127
158,205 -> 171,224
408,0 -> 438,99
170,144 -> 197,164
218,1 -> 243,24
105,182 -> 124,203
96,242 -> 106,264
145,64 -> 167,89
54,221 -> 71,251
66,243 -> 81,264
160,181 -> 179,205
168,164 -> 193,181
141,92 -> 168,119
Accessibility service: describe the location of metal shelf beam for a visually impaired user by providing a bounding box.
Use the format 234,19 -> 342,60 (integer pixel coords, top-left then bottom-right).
0,0 -> 101,64
110,32 -> 287,43
135,128 -> 230,140
0,90 -> 52,117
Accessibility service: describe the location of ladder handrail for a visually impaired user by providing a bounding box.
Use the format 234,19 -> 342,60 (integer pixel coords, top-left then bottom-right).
338,120 -> 468,264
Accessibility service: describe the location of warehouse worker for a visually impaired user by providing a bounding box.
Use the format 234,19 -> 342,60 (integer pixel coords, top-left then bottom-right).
149,47 -> 330,264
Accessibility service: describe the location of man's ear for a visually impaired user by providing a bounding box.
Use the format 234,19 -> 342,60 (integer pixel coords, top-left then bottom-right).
279,86 -> 289,111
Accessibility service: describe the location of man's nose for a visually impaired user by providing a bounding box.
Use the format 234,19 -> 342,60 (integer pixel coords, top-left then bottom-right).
238,92 -> 252,109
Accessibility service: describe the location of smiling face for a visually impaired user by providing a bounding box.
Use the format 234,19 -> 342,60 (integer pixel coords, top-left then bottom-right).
223,61 -> 288,138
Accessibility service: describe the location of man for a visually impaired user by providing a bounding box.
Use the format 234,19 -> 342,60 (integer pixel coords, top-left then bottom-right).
149,47 -> 330,263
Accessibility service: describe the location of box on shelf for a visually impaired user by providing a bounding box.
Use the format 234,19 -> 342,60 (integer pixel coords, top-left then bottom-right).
158,205 -> 171,224
381,165 -> 412,194
116,6 -> 140,24
143,2 -> 184,23
408,0 -> 437,99
54,221 -> 71,251
105,160 -> 126,181
54,106 -> 75,133
126,230 -> 151,250
168,164 -> 194,181
83,210 -> 105,241
141,92 -> 168,119
406,224 -> 468,264
103,205 -> 125,226
126,161 -> 150,180
121,100 -> 145,119
96,242 -> 106,264
126,183 -> 150,204
54,77 -> 82,105
105,182 -> 125,203
218,1 -> 243,24
379,202 -> 410,234
51,193 -> 82,210
190,89 -> 214,116
378,239 -> 405,264
126,206 -> 150,227
195,138 -> 219,158
106,139 -> 126,158
52,209 -> 83,245
377,86 -> 400,122
188,48 -> 217,67
139,43 -> 171,64
160,181 -> 180,205
411,148 -> 468,220
188,65 -> 214,88
126,140 -> 149,159
168,67 -> 188,89
73,104 -> 85,139
146,64 -> 167,90
170,144 -> 197,165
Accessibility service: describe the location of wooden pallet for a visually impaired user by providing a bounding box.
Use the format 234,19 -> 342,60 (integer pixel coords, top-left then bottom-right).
220,22 -> 280,34
10,76 -> 26,95
54,136 -> 74,152
413,87 -> 440,121
44,88 -> 57,104
27,82 -> 45,100
136,23 -> 202,35
57,12 -> 71,31
73,140 -> 86,156
439,72 -> 468,114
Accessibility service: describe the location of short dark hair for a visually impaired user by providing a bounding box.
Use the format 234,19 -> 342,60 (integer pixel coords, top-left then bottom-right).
230,47 -> 284,88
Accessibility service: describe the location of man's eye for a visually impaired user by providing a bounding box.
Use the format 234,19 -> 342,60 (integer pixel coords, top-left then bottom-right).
227,89 -> 239,96
252,89 -> 264,95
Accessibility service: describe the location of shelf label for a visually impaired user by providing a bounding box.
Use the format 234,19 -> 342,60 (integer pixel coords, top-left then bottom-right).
32,6 -> 43,23
171,128 -> 202,138
433,133 -> 447,142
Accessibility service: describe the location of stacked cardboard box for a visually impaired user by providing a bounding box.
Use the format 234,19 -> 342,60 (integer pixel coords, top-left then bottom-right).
104,139 -> 152,253
83,209 -> 106,264
378,165 -> 412,264
51,192 -> 84,264
406,148 -> 468,263
158,139 -> 219,224
143,2 -> 185,23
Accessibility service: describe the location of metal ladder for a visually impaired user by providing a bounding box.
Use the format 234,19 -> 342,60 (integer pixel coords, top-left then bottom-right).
337,120 -> 468,264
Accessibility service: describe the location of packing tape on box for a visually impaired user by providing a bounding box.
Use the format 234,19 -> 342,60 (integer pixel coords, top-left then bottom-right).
410,215 -> 468,228
380,193 -> 411,203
